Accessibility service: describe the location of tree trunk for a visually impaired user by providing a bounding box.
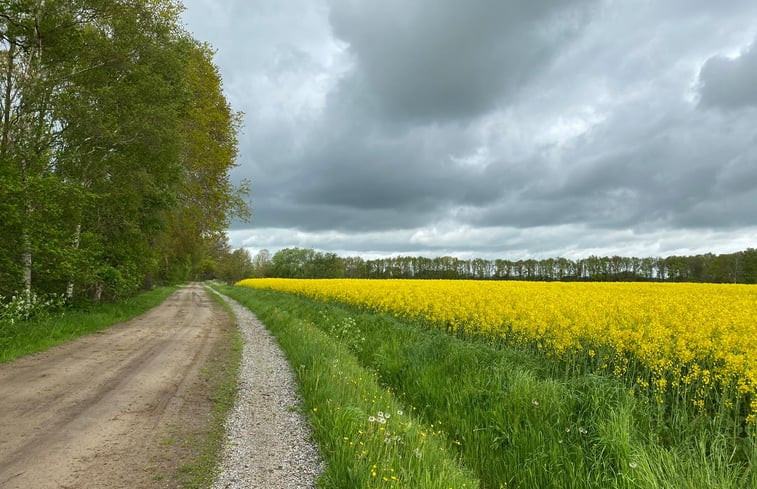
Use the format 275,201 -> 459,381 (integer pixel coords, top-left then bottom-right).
21,228 -> 32,294
65,223 -> 81,300
94,282 -> 103,302
1,42 -> 14,157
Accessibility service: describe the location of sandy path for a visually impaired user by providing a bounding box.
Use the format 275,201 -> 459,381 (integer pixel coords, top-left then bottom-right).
0,283 -> 229,489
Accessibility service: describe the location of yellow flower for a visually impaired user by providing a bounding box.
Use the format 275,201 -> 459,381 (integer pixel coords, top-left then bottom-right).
238,278 -> 757,423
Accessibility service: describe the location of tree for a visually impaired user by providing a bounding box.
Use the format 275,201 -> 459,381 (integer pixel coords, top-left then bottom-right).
216,248 -> 253,285
251,249 -> 272,278
0,0 -> 250,301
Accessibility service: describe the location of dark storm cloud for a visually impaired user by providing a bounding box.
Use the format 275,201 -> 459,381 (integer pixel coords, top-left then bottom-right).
243,197 -> 438,233
698,36 -> 757,109
292,123 -> 507,210
327,0 -> 597,122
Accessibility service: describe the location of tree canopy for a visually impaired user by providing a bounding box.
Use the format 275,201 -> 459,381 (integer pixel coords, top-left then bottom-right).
253,248 -> 757,284
0,0 -> 250,300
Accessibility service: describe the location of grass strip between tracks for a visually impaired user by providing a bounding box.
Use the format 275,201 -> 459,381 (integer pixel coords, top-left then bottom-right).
176,286 -> 243,488
218,284 -> 756,489
0,285 -> 180,363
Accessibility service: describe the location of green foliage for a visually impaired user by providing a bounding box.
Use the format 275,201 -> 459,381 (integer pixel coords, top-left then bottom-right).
271,247 -> 346,278
223,286 -> 756,489
215,247 -> 254,285
249,249 -> 273,278
0,0 -> 250,301
258,247 -> 757,283
0,290 -> 65,324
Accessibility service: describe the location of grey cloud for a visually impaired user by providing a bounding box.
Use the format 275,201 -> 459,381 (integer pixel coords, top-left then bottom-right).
236,197 -> 438,232
233,224 -> 757,260
698,37 -> 757,109
327,0 -> 597,122
183,0 -> 757,259
293,126 -> 507,210
714,151 -> 757,194
455,100 -> 757,231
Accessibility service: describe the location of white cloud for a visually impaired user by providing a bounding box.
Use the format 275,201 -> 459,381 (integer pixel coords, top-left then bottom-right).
229,225 -> 757,260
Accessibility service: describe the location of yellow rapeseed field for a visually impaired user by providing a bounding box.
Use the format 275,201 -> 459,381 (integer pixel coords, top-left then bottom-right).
237,278 -> 757,423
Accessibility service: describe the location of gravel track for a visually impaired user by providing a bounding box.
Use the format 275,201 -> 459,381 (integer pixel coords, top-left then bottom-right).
210,290 -> 323,489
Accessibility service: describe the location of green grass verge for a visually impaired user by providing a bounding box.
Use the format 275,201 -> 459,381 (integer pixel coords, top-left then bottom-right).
175,285 -> 243,488
0,285 -> 180,363
223,285 -> 756,489
211,283 -> 479,489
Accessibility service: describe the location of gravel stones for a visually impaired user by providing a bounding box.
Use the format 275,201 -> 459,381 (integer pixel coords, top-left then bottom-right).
211,292 -> 323,489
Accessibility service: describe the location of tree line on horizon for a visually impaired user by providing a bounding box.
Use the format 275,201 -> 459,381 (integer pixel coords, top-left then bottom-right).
221,247 -> 757,284
1,0 -> 249,302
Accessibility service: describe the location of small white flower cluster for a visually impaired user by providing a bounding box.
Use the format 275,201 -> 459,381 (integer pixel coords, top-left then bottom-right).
368,410 -> 391,424
0,290 -> 65,325
368,409 -> 404,425
327,315 -> 366,350
558,425 -> 589,444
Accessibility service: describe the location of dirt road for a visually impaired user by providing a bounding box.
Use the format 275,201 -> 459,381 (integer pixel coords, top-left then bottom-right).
0,283 -> 234,489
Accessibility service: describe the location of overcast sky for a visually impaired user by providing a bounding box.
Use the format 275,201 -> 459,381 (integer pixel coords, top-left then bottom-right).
180,0 -> 757,259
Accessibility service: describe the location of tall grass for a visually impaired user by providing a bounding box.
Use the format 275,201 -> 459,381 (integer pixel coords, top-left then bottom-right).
221,285 -> 756,489
0,285 -> 179,363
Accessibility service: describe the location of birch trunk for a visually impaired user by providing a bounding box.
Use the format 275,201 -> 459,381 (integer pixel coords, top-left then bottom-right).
65,223 -> 82,300
21,227 -> 32,294
17,0 -> 46,294
1,43 -> 14,156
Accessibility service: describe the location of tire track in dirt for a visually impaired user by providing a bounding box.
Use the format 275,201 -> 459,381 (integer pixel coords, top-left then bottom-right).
0,283 -> 230,489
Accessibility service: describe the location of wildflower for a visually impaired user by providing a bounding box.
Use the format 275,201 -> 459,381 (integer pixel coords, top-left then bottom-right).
531,399 -> 539,407
578,427 -> 587,435
368,416 -> 376,423
396,410 -> 404,416
629,462 -> 638,469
